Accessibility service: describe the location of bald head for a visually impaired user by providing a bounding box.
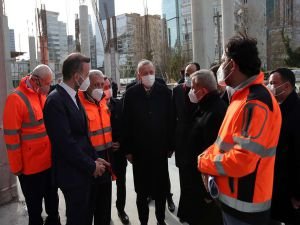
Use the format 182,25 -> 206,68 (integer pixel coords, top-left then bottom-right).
31,64 -> 53,79
30,64 -> 53,95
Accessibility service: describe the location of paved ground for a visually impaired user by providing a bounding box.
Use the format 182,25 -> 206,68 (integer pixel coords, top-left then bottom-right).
0,156 -> 188,225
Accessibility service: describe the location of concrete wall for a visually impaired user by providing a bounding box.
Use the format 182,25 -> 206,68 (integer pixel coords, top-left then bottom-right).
29,36 -> 37,71
0,4 -> 18,206
191,0 -> 215,68
79,5 -> 91,59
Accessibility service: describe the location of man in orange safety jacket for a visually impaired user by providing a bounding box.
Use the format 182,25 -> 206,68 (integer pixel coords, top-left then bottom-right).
3,64 -> 60,225
78,70 -> 113,225
198,35 -> 282,225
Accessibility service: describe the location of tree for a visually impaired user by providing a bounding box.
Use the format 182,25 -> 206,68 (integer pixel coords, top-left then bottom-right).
165,48 -> 187,82
282,30 -> 300,68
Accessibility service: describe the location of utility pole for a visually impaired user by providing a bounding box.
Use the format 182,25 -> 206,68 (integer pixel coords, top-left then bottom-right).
184,18 -> 190,61
175,0 -> 181,50
214,11 -> 222,63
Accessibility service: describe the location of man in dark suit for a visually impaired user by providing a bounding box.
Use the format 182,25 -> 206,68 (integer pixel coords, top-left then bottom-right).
172,62 -> 199,222
268,68 -> 300,225
122,59 -> 172,225
43,53 -> 109,225
187,69 -> 225,225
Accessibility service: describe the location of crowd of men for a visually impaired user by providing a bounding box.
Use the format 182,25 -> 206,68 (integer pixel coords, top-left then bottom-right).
3,34 -> 300,225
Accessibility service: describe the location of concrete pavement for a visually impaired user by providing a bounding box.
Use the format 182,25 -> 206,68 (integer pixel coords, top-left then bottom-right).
0,156 -> 187,225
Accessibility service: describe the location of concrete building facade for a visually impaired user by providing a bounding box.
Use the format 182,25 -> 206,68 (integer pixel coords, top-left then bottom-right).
116,13 -> 167,78
67,35 -> 75,54
8,29 -> 15,52
79,5 -> 91,61
191,0 -> 267,69
46,10 -> 68,72
181,0 -> 193,60
0,3 -> 17,206
267,0 -> 300,70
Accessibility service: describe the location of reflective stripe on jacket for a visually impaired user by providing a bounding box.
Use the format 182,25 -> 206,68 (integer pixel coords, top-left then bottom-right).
3,76 -> 51,174
78,91 -> 112,152
198,72 -> 282,217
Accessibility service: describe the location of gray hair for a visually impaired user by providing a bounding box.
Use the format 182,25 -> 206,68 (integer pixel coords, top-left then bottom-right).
32,64 -> 53,79
136,59 -> 154,72
191,69 -> 217,92
88,70 -> 104,81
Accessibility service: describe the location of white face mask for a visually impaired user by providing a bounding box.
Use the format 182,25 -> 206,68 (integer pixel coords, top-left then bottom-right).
267,82 -> 287,97
185,76 -> 192,87
217,61 -> 233,86
104,88 -> 112,99
188,88 -> 199,103
141,74 -> 155,88
91,88 -> 103,102
78,75 -> 90,91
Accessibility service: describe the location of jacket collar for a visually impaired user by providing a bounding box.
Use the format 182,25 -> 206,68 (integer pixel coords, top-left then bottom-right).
280,90 -> 299,114
229,72 -> 264,100
197,90 -> 220,109
18,75 -> 37,95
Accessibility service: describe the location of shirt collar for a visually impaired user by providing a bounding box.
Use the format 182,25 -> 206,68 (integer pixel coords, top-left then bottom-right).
60,82 -> 77,99
227,75 -> 258,100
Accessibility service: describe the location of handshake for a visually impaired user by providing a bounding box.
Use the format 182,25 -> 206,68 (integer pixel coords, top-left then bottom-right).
93,158 -> 111,178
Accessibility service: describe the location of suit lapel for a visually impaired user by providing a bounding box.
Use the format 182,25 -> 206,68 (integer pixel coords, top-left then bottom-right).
56,85 -> 86,129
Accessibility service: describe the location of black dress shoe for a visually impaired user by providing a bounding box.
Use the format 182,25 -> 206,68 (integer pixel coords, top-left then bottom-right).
147,196 -> 152,204
118,211 -> 129,224
179,217 -> 186,223
44,215 -> 61,225
157,221 -> 167,225
167,195 -> 175,212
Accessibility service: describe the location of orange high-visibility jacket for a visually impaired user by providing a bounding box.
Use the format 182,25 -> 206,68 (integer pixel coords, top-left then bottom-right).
78,91 -> 112,152
198,72 -> 282,219
3,76 -> 51,175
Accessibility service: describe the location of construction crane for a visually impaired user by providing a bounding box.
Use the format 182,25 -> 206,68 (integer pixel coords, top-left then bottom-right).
36,4 -> 49,65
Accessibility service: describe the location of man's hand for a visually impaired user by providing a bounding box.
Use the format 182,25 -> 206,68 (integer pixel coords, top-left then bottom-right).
201,173 -> 209,192
93,158 -> 110,177
112,142 -> 120,152
96,158 -> 110,167
291,197 -> 300,210
126,154 -> 133,163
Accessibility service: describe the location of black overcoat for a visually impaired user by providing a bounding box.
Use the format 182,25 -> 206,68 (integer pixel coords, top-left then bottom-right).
122,82 -> 172,197
271,91 -> 300,224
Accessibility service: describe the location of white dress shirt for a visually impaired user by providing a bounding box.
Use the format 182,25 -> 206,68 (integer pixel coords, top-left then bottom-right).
59,82 -> 79,109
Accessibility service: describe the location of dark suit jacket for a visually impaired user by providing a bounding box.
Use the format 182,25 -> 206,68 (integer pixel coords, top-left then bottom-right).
272,91 -> 300,224
188,91 -> 227,168
43,85 -> 97,189
172,84 -> 197,167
